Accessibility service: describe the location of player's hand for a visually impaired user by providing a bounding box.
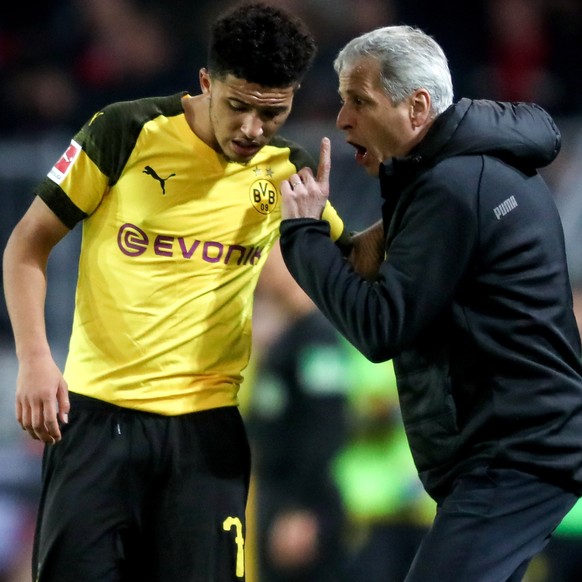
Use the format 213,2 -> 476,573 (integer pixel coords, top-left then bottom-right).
268,510 -> 320,569
16,354 -> 69,444
280,137 -> 331,220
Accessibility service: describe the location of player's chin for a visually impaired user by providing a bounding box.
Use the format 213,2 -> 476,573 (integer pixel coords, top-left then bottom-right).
228,141 -> 262,163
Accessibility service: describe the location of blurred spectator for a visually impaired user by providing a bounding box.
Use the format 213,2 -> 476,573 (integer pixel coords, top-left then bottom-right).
475,0 -> 582,115
247,241 -> 435,582
332,352 -> 435,582
0,0 -> 192,135
68,0 -> 190,112
247,242 -> 350,581
0,1 -> 80,134
0,63 -> 80,135
480,0 -> 555,105
2,0 -> 582,132
395,0 -> 582,116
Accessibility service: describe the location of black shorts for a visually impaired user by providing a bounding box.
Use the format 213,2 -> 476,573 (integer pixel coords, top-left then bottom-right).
33,393 -> 251,582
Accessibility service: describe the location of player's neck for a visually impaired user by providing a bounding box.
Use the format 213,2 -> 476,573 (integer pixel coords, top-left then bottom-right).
181,94 -> 217,151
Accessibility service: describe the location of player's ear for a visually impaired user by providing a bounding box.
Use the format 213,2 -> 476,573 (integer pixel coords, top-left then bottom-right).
199,68 -> 211,94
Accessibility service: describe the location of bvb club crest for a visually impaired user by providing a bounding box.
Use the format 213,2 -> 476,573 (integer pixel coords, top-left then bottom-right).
249,178 -> 279,215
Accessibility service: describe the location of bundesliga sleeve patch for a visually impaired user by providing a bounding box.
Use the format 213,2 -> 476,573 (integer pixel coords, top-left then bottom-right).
48,139 -> 82,185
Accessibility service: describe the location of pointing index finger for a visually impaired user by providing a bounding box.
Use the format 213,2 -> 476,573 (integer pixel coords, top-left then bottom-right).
316,137 -> 331,185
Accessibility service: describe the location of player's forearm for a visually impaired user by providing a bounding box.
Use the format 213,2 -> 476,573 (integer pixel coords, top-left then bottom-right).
350,219 -> 384,253
348,219 -> 385,281
3,235 -> 52,362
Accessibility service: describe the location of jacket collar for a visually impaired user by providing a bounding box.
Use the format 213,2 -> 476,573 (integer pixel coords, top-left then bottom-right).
380,97 -> 561,187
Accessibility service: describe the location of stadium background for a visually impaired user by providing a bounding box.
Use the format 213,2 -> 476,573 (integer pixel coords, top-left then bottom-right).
1,1 -> 582,580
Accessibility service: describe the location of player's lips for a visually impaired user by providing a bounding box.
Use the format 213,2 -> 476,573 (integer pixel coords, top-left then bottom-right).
231,139 -> 262,158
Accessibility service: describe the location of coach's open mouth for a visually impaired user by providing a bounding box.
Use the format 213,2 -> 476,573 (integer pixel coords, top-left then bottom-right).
349,141 -> 368,164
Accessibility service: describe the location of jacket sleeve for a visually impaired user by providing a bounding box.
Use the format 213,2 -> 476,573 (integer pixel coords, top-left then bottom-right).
279,170 -> 479,362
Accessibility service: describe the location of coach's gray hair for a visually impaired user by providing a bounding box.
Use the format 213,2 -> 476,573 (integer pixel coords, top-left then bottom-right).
334,25 -> 454,117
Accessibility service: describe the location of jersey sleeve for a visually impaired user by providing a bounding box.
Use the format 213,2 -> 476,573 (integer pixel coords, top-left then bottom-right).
322,201 -> 345,242
35,97 -> 158,229
37,135 -> 110,228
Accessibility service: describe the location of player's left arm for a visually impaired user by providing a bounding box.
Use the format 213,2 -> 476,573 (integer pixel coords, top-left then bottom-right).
346,219 -> 385,281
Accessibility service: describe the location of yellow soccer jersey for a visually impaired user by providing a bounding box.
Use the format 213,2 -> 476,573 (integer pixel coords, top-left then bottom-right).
36,93 -> 345,415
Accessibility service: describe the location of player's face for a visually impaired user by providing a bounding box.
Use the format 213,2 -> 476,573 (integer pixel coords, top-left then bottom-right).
336,57 -> 417,176
203,71 -> 295,163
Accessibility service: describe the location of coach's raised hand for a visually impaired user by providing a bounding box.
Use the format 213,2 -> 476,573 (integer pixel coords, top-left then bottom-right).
281,137 -> 331,220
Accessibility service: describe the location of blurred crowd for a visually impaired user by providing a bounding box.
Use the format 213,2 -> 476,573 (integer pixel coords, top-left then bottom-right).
1,1 -> 582,581
1,0 -> 582,136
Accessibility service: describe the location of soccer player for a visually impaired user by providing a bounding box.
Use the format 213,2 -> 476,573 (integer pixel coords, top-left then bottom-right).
279,25 -> 582,581
2,3 -> 353,581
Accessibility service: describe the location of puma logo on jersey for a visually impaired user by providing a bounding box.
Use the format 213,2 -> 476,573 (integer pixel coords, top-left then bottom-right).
493,195 -> 518,220
143,166 -> 176,194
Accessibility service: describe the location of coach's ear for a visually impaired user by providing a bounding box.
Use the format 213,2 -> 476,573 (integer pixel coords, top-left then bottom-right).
409,88 -> 431,128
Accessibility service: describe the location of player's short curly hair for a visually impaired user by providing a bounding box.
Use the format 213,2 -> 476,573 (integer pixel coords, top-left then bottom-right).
208,2 -> 316,88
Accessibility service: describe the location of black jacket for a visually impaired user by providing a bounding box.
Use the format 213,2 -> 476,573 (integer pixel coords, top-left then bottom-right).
280,98 -> 582,501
